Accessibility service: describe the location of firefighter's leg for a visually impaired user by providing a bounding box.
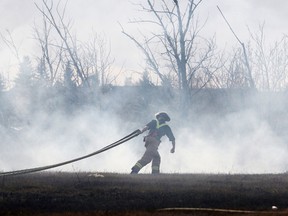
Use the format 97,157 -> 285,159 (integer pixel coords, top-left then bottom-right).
151,151 -> 161,174
131,145 -> 155,174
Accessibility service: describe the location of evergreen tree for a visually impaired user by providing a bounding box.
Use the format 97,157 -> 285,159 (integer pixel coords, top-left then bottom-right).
0,74 -> 6,127
138,69 -> 154,88
12,56 -> 34,125
14,57 -> 33,89
36,57 -> 49,85
0,74 -> 5,92
64,61 -> 75,89
63,61 -> 78,112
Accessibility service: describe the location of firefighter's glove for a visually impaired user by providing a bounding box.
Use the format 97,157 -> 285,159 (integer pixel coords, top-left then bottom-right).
170,147 -> 175,153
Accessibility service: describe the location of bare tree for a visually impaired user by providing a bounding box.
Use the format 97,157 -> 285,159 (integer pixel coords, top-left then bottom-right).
79,33 -> 119,87
249,24 -> 288,91
0,30 -> 22,88
215,48 -> 248,89
33,13 -> 64,85
122,0 -> 221,112
217,6 -> 255,89
0,29 -> 21,64
34,0 -> 118,89
35,0 -> 88,85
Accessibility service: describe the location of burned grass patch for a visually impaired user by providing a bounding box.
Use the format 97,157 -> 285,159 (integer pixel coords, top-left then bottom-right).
0,172 -> 288,215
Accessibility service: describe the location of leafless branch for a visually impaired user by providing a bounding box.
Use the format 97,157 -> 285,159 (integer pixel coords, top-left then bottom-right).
217,5 -> 255,89
0,30 -> 21,63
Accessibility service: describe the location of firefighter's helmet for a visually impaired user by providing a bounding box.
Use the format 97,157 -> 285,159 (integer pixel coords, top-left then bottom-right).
155,112 -> 171,122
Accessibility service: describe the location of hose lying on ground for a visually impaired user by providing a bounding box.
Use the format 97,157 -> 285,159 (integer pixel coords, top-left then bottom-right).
0,129 -> 141,177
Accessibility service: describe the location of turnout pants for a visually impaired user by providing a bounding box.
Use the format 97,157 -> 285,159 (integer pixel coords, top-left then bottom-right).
131,136 -> 161,174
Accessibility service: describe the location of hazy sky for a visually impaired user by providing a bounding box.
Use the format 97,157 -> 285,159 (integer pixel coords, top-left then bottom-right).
1,0 -> 288,83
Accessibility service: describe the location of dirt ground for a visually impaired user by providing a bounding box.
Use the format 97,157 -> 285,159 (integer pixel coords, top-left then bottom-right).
1,172 -> 288,215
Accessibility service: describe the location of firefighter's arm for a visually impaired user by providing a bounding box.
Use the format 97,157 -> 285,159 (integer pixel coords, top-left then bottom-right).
170,140 -> 175,153
141,126 -> 148,134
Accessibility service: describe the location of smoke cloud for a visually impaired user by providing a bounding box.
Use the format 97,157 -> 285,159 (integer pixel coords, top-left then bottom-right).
1,89 -> 288,175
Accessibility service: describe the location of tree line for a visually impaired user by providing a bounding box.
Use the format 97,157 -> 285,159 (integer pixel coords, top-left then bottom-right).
1,0 -> 288,129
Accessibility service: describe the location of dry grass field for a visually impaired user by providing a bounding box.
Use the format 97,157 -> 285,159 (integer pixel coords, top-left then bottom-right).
1,172 -> 288,215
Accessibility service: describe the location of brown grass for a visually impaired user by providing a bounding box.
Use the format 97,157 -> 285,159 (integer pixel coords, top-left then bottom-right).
1,172 -> 288,215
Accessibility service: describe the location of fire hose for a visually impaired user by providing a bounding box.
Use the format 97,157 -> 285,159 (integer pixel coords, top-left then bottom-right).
0,129 -> 141,177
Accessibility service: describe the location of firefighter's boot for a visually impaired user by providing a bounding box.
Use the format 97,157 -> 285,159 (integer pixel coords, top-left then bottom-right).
130,167 -> 139,174
130,162 -> 142,174
152,166 -> 160,174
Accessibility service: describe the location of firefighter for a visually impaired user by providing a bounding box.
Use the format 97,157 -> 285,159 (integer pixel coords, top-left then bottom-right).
130,112 -> 176,174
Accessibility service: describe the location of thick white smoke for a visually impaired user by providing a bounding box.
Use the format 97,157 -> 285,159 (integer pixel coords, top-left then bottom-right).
160,108 -> 288,174
1,102 -> 287,174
